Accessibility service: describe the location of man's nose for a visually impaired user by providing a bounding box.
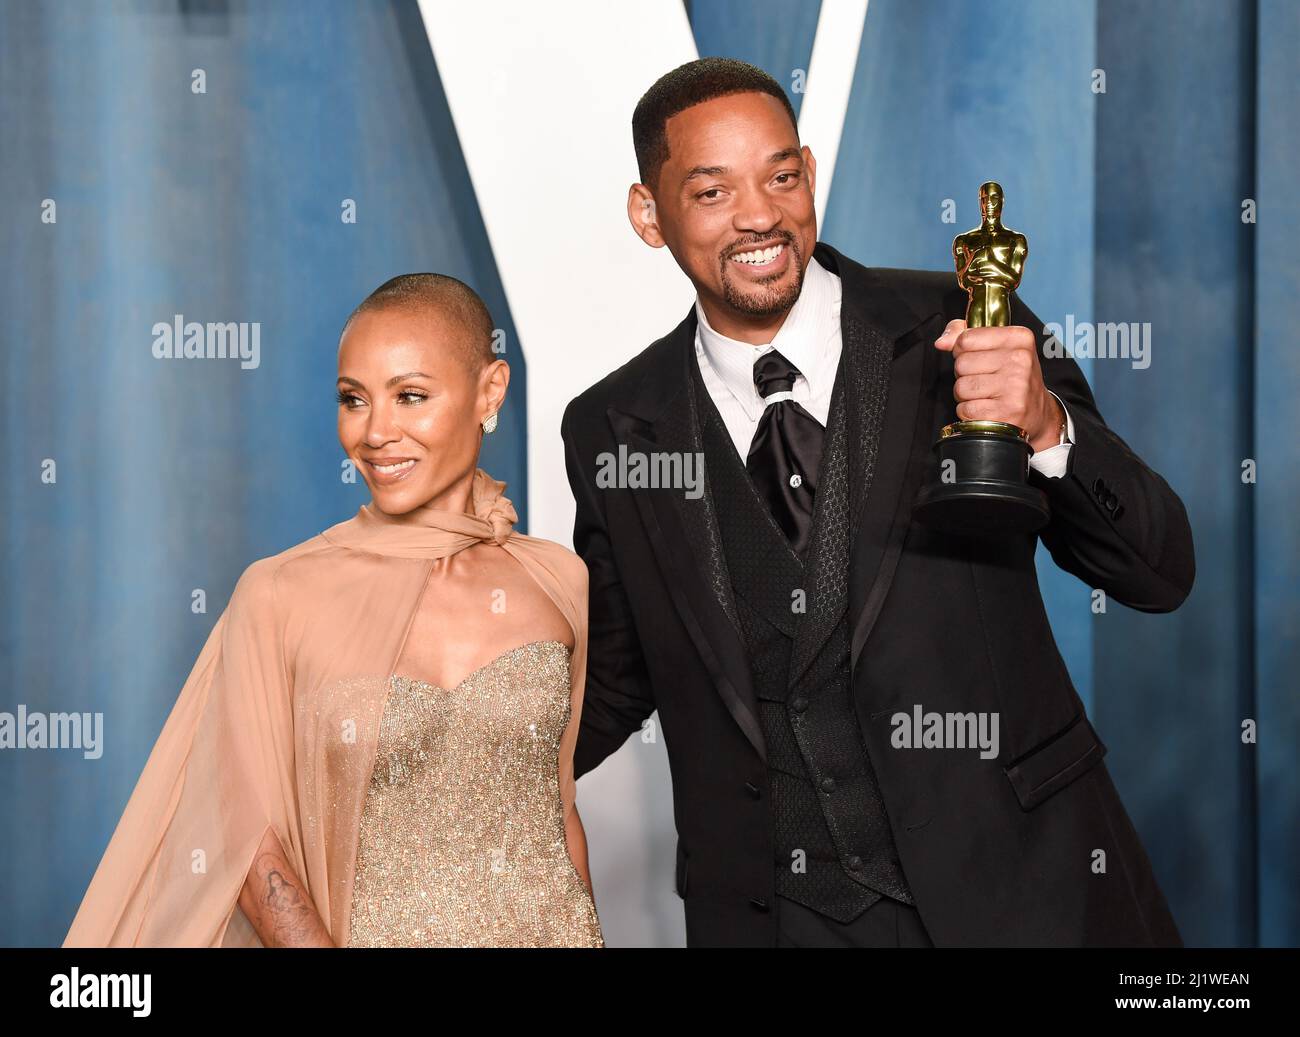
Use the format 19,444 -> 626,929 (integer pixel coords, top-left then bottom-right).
732,186 -> 781,234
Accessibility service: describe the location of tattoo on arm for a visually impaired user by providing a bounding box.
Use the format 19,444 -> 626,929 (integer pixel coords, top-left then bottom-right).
240,837 -> 333,948
257,858 -> 322,946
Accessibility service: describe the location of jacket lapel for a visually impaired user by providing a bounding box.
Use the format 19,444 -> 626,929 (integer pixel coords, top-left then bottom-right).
791,243 -> 934,689
606,311 -> 766,762
814,245 -> 967,674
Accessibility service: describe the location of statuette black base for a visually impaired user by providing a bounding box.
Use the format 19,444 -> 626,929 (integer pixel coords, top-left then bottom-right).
912,421 -> 1050,536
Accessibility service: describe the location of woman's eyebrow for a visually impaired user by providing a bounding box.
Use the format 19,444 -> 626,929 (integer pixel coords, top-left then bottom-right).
336,371 -> 434,388
383,370 -> 434,387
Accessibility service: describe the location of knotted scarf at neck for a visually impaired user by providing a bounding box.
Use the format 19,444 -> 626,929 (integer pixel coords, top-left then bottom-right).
322,467 -> 519,560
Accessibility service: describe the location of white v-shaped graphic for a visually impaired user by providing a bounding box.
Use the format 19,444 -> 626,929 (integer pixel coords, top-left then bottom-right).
417,0 -> 867,538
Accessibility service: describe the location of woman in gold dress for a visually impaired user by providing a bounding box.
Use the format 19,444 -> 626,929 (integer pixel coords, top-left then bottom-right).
63,274 -> 603,948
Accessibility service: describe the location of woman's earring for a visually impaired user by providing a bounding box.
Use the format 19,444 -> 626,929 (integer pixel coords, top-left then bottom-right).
481,412 -> 498,435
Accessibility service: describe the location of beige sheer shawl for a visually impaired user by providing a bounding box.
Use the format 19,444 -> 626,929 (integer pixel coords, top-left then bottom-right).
63,469 -> 589,947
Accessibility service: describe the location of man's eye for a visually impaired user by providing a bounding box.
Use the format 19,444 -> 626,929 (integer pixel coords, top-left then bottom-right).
774,172 -> 800,185
698,188 -> 723,201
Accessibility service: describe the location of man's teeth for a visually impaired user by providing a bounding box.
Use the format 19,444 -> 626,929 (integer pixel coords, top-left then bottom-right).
731,243 -> 785,266
372,460 -> 415,474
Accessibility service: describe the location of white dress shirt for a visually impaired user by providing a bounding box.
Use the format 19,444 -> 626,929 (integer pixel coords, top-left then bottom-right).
694,256 -> 1074,476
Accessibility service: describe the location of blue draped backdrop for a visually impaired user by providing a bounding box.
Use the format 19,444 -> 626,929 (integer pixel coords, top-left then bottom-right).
1,0 -> 1294,947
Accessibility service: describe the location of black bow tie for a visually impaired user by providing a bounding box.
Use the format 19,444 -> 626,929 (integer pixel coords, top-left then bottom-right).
745,350 -> 825,557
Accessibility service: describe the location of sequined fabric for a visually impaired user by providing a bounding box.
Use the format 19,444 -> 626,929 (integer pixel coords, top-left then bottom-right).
346,641 -> 603,947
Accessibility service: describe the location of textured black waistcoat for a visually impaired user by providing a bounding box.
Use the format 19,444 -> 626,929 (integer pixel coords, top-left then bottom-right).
689,346 -> 913,923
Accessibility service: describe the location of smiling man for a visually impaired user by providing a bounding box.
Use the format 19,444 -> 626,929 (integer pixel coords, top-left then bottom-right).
562,58 -> 1194,947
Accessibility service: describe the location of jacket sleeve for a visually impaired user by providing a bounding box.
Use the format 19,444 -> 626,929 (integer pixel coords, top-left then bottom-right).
1015,293 -> 1196,612
561,396 -> 658,779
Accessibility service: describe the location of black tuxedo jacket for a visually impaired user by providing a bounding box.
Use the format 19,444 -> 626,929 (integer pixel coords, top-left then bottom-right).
561,241 -> 1193,947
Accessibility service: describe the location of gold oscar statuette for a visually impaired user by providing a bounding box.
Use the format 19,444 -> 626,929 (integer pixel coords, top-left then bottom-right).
912,181 -> 1051,535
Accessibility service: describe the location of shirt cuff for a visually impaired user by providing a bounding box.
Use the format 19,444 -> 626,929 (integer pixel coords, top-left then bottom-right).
1026,390 -> 1073,479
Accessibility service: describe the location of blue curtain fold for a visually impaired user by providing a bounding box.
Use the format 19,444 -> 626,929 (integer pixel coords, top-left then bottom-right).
0,0 -> 523,946
0,0 -> 1292,948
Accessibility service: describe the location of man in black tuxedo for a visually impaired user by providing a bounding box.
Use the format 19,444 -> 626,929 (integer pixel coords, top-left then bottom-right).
562,58 -> 1193,947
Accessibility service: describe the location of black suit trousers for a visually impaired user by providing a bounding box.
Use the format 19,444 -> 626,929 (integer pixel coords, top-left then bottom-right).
775,894 -> 934,948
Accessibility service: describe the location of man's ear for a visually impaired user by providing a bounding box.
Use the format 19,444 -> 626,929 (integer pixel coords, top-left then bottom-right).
802,145 -> 817,202
627,183 -> 666,248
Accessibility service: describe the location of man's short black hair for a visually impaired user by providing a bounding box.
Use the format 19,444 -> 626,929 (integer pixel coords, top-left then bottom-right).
632,57 -> 799,191
342,273 -> 495,372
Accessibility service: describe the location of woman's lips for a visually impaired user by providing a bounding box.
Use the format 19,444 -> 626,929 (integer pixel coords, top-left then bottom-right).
364,458 -> 417,485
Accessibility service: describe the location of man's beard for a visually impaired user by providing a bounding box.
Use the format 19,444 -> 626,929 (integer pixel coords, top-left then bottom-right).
719,238 -> 804,318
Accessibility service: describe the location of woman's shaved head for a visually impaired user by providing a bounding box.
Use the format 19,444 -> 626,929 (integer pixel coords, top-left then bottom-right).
341,273 -> 495,372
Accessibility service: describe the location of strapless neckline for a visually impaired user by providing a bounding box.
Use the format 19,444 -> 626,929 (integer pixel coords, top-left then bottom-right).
350,634 -> 602,947
393,638 -> 570,694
